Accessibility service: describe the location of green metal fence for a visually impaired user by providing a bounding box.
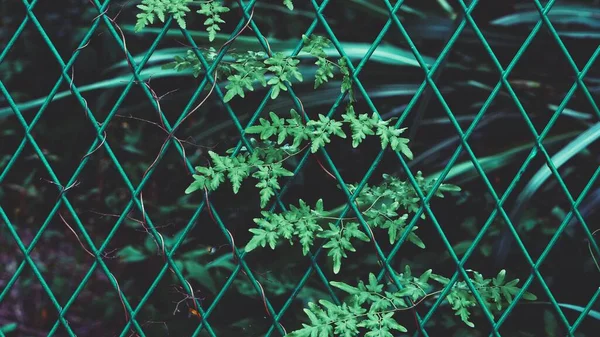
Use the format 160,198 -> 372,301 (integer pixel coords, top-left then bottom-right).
1,0 -> 600,336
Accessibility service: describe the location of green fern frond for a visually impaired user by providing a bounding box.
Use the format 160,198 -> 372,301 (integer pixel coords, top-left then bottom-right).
197,1 -> 231,42
185,145 -> 296,208
283,0 -> 294,10
135,0 -> 193,32
290,269 -> 536,336
241,171 -> 459,272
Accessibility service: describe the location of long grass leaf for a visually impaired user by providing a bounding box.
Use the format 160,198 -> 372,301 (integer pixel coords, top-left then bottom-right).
347,0 -> 427,18
120,27 -> 437,67
529,302 -> 600,321
511,122 -> 600,220
0,67 -> 192,118
431,131 -> 581,184
557,303 -> 600,320
492,5 -> 600,28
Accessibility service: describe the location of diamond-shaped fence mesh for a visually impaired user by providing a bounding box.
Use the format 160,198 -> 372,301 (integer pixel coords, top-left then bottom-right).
1,0 -> 599,336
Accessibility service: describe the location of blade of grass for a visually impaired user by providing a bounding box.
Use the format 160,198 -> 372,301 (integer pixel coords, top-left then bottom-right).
510,122 -> 600,223
557,303 -> 600,320
494,122 -> 600,265
347,0 -> 427,19
323,131 -> 581,218
430,131 -> 582,184
0,66 -> 195,118
528,302 -> 600,321
121,27 -> 438,67
492,4 -> 600,28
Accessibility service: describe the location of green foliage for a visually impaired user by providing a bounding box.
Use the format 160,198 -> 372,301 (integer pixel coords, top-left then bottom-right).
300,34 -> 353,96
197,1 -> 231,42
341,105 -> 412,158
161,48 -> 260,81
164,48 -> 304,102
349,171 -> 462,219
299,34 -> 353,97
283,0 -> 294,10
245,106 -> 414,157
338,58 -> 354,101
246,109 -> 346,153
221,51 -> 302,102
163,34 -> 352,101
301,34 -> 334,89
430,269 -> 538,327
320,222 -> 371,274
185,97 -> 461,272
186,108 -> 420,208
135,0 -> 193,32
135,0 -> 296,37
132,8 -> 534,334
185,141 -> 297,207
289,268 -> 537,336
265,52 -> 304,99
243,173 -> 459,273
6,1 -> 593,336
245,199 -> 325,254
161,49 -> 205,77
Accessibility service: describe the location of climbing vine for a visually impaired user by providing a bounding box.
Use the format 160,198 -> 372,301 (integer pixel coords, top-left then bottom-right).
131,1 -> 538,335
289,268 -> 536,337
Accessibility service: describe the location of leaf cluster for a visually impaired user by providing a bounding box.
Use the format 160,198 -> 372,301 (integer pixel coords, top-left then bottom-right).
222,51 -> 303,102
246,109 -> 345,153
186,108 -> 419,209
165,48 -> 301,102
163,34 -> 351,101
349,171 -> 462,219
135,1 -> 294,35
184,140 -> 297,207
135,0 -> 193,32
300,34 -> 353,98
162,49 -> 206,77
343,171 -> 461,248
246,106 -> 415,157
431,269 -> 538,327
290,268 -> 537,336
243,172 -> 459,273
244,198 -> 371,274
197,1 -> 230,42
341,105 -> 412,158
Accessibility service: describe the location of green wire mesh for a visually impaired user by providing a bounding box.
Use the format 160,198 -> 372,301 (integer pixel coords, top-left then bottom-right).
1,0 -> 599,336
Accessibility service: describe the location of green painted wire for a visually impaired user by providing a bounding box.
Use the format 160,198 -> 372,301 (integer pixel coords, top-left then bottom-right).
1,0 -> 599,336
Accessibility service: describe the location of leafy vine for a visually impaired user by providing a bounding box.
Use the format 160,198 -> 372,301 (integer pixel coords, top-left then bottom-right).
289,268 -> 536,336
135,0 -> 294,33
163,34 -> 352,101
130,2 -> 539,335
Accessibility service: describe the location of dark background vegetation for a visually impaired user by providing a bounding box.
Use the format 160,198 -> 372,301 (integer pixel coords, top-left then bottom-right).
1,0 -> 600,336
